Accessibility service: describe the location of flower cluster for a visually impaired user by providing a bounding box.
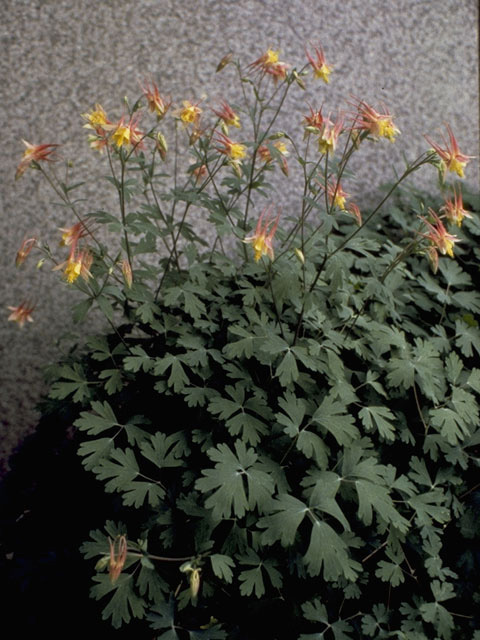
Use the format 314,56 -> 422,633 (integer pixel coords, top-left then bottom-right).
8,46 -> 475,328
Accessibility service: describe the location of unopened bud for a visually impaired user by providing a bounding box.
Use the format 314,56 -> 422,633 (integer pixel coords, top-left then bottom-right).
292,69 -> 306,90
190,568 -> 201,598
15,237 -> 36,267
216,52 -> 233,72
156,132 -> 168,160
268,131 -> 286,140
36,258 -> 45,269
95,555 -> 110,571
294,248 -> 305,264
189,128 -> 202,146
121,259 -> 133,288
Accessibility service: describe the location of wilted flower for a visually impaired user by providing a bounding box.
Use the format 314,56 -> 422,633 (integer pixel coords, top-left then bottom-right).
350,97 -> 400,142
249,48 -> 289,84
425,124 -> 473,178
243,206 -> 280,261
16,140 -> 59,179
15,237 -> 37,267
440,185 -> 472,227
141,80 -> 171,120
305,44 -> 332,83
108,535 -> 128,583
7,301 -> 35,328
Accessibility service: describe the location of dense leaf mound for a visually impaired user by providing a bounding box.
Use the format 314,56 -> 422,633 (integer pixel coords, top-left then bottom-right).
4,188 -> 479,638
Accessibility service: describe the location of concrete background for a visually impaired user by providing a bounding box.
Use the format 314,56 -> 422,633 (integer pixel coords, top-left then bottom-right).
1,0 -> 479,474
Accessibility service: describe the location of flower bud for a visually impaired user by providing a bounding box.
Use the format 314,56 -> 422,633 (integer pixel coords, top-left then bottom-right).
156,132 -> 168,160
216,52 -> 233,72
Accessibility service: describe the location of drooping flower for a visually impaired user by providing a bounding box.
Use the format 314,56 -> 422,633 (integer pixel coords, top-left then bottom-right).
141,80 -> 171,120
350,97 -> 400,142
249,48 -> 289,84
215,132 -> 247,162
305,44 -> 332,83
87,134 -> 109,153
55,248 -> 93,284
173,100 -> 202,127
59,220 -> 90,248
440,185 -> 472,227
16,140 -> 59,179
318,178 -> 362,224
7,301 -> 35,328
109,535 -> 128,583
212,100 -> 241,133
418,208 -> 460,272
318,113 -> 344,155
15,237 -> 37,267
243,206 -> 280,262
425,124 -> 473,178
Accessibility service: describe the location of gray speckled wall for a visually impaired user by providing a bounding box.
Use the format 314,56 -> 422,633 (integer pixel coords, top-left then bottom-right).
1,0 -> 478,474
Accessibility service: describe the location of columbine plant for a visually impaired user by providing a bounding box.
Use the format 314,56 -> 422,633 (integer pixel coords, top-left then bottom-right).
10,45 -> 480,640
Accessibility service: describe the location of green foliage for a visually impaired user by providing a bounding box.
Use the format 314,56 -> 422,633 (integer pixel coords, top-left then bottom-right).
15,47 -> 480,639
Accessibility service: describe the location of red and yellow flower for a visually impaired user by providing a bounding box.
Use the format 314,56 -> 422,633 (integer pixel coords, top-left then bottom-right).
243,206 -> 280,262
249,48 -> 289,84
305,44 -> 332,83
318,113 -> 344,155
418,208 -> 460,272
258,140 -> 289,176
55,248 -> 93,284
15,237 -> 37,267
109,535 -> 128,583
141,80 -> 171,120
350,98 -> 400,142
440,186 -> 472,227
16,140 -> 59,179
215,132 -> 247,162
173,100 -> 202,127
59,220 -> 90,248
318,179 -> 362,224
109,114 -> 145,150
81,104 -> 110,133
425,124 -> 473,178
7,301 -> 35,328
212,100 -> 241,133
